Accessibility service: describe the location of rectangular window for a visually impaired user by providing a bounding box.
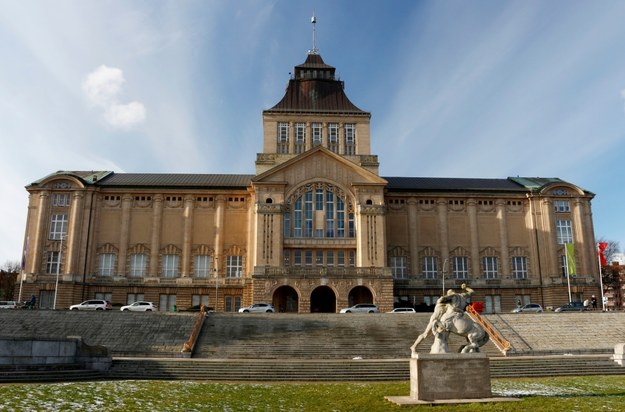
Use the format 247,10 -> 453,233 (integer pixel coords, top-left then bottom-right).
422,256 -> 437,279
226,255 -> 243,278
452,256 -> 469,280
284,212 -> 291,237
293,250 -> 302,267
162,254 -> 179,278
225,296 -> 242,312
511,256 -> 528,279
337,251 -> 345,267
391,256 -> 407,279
127,293 -> 144,305
484,295 -> 501,314
284,249 -> 291,267
295,123 -> 306,153
46,251 -> 61,274
316,250 -> 324,266
337,197 -> 345,238
277,122 -> 289,153
423,295 -> 439,306
348,250 -> 355,267
312,122 -> 322,146
293,198 -> 302,237
554,200 -> 571,213
328,123 -> 339,153
325,191 -> 334,238
49,214 -> 68,240
304,191 -> 313,237
159,294 -> 176,312
556,220 -> 573,244
98,253 -> 116,276
483,256 -> 498,279
192,294 -> 210,308
560,255 -> 567,277
130,254 -> 147,277
344,123 -> 356,155
95,292 -> 112,302
52,193 -> 71,207
326,250 -> 334,266
305,250 -> 313,267
194,255 -> 211,278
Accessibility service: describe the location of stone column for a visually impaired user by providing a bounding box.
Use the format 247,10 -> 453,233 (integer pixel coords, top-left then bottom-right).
467,200 -> 480,278
181,195 -> 194,277
305,122 -> 312,151
407,199 -> 419,275
321,122 -> 328,148
117,194 -> 133,276
437,199 -> 449,272
65,191 -> 84,275
214,195 -> 226,268
572,199 -> 589,275
149,195 -> 163,277
542,199 -> 557,276
338,122 -> 345,155
32,191 -> 50,274
288,122 -> 295,154
496,200 -> 509,277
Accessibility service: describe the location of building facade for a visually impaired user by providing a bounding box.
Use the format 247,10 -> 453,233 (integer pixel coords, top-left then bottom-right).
18,50 -> 600,313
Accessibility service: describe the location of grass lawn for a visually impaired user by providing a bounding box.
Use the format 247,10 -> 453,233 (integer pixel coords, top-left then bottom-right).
0,375 -> 624,411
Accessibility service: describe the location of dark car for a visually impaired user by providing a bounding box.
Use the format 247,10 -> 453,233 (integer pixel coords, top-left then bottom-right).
555,302 -> 586,312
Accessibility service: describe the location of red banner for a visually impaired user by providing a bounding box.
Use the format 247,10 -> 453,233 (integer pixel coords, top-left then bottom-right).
598,242 -> 608,266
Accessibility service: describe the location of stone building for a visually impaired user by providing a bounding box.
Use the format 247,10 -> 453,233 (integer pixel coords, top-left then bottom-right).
17,48 -> 600,313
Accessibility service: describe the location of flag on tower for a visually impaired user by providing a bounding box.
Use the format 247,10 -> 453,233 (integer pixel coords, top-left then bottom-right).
598,242 -> 608,266
565,243 -> 577,276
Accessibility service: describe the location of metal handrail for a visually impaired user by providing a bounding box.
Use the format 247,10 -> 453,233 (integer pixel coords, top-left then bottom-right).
466,305 -> 512,355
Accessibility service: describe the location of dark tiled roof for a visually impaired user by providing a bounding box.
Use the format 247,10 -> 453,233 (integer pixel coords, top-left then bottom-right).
383,177 -> 527,193
266,53 -> 368,115
97,173 -> 254,189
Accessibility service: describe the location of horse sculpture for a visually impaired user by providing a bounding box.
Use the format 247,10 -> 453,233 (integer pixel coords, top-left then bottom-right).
410,284 -> 489,354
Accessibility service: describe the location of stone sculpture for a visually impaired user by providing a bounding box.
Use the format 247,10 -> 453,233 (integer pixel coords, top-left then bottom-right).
411,283 -> 489,354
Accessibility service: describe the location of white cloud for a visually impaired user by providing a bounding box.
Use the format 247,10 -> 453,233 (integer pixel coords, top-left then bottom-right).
82,65 -> 124,107
82,65 -> 146,129
104,102 -> 146,129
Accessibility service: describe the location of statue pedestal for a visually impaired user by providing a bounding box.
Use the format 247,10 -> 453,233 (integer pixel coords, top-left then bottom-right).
386,353 -> 519,406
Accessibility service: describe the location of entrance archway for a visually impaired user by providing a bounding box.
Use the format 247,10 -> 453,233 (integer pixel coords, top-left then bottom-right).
273,285 -> 299,313
310,286 -> 336,313
347,286 -> 374,306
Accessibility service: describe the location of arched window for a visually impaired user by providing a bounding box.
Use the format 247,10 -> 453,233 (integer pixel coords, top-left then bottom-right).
284,183 -> 355,239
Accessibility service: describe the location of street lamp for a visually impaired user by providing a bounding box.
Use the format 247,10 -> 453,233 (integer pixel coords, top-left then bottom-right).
53,234 -> 66,310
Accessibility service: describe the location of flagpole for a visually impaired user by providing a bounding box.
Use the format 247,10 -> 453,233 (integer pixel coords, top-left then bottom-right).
597,243 -> 606,311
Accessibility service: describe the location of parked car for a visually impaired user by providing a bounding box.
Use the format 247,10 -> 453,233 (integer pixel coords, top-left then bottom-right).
511,303 -> 543,313
238,303 -> 275,313
0,301 -> 17,309
554,302 -> 586,312
69,300 -> 112,311
388,307 -> 416,313
340,303 -> 379,313
120,301 -> 157,312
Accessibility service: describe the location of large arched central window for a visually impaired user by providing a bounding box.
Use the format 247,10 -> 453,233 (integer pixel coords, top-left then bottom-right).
284,183 -> 355,239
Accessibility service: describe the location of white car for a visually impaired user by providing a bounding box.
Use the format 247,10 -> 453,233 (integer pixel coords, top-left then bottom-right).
69,300 -> 112,311
120,301 -> 157,312
388,307 -> 416,313
0,300 -> 17,309
238,303 -> 275,313
340,303 -> 379,313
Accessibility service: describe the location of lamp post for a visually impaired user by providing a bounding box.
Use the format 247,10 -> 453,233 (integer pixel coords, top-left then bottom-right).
53,235 -> 66,310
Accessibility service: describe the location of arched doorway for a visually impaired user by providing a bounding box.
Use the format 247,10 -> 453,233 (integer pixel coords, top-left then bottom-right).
273,285 -> 299,313
310,286 -> 336,313
347,286 -> 374,307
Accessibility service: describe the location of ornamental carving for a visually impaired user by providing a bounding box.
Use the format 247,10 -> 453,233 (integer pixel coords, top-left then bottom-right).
359,204 -> 385,215
256,204 -> 283,213
286,182 -> 354,212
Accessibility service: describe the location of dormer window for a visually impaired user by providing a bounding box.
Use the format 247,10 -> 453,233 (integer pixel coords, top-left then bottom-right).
312,123 -> 322,146
344,124 -> 356,155
328,123 -> 339,153
278,122 -> 289,154
295,123 -> 306,154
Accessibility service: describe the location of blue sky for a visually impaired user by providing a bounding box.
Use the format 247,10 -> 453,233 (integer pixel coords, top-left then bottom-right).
1,0 -> 625,265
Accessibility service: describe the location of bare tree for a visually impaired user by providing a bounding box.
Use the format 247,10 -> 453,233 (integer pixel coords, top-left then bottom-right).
0,261 -> 20,300
1,260 -> 21,273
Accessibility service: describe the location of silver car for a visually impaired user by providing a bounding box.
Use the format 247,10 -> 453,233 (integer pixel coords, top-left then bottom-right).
388,307 -> 416,313
238,303 -> 275,313
511,303 -> 543,313
69,300 -> 112,311
340,303 -> 379,313
120,301 -> 157,312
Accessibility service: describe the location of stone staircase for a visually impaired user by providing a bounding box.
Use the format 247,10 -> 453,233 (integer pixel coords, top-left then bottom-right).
0,310 -> 197,357
108,355 -> 625,381
0,363 -> 105,383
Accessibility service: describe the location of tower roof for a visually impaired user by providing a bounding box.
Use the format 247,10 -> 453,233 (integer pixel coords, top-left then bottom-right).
265,53 -> 369,115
